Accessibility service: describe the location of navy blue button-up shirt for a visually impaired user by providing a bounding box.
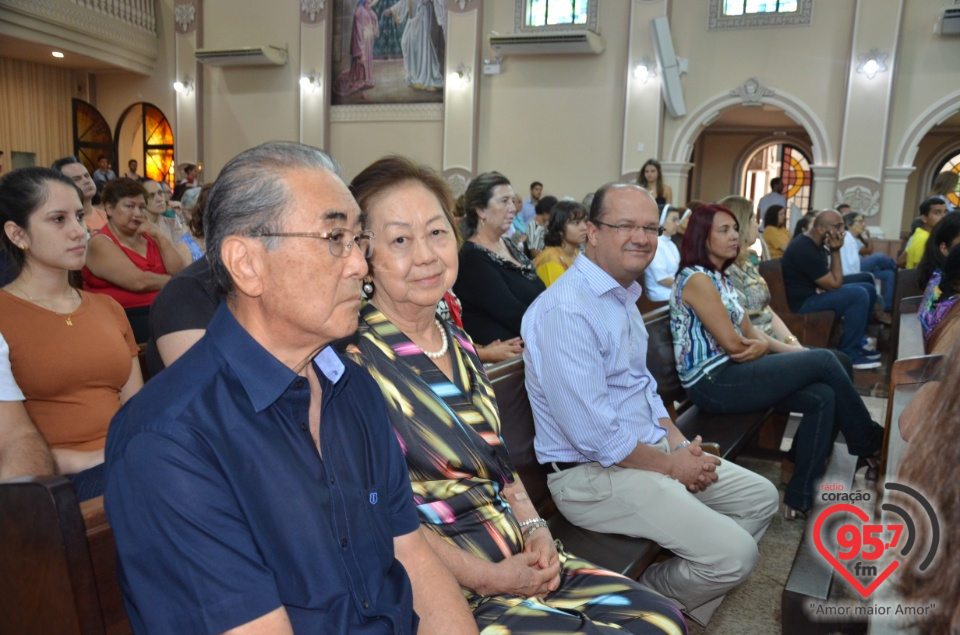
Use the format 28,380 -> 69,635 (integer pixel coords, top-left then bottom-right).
105,303 -> 420,634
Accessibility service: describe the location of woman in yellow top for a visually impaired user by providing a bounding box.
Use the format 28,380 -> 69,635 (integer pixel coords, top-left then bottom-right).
761,204 -> 790,258
532,200 -> 588,287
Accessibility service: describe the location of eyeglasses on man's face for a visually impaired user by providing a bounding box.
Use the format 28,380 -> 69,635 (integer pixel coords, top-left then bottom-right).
246,228 -> 374,258
592,220 -> 664,237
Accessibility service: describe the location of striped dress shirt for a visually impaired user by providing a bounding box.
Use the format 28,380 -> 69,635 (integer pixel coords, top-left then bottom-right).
521,255 -> 670,467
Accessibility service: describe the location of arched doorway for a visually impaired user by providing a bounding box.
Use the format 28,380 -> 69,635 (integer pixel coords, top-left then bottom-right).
115,103 -> 175,187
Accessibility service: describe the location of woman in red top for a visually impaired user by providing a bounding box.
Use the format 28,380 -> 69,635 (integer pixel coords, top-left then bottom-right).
82,178 -> 186,341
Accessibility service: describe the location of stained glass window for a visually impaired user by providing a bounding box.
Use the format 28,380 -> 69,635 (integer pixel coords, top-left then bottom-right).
72,99 -> 113,175
742,142 -> 813,224
781,145 -> 812,213
526,0 -> 588,27
935,152 -> 960,208
142,104 -> 175,188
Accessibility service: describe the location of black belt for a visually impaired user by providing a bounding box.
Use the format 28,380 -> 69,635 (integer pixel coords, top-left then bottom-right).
546,461 -> 585,473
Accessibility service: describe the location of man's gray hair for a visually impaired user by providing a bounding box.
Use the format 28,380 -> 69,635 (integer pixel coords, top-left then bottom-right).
205,141 -> 340,297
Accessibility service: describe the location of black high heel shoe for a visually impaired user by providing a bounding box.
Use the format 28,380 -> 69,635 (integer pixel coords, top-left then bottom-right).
857,452 -> 881,485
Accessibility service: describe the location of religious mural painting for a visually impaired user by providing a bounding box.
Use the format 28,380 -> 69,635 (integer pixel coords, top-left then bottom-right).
331,0 -> 446,105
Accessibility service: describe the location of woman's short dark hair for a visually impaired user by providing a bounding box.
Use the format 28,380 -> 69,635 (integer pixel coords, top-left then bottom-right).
842,211 -> 862,228
462,171 -> 511,239
678,204 -> 739,274
0,167 -> 82,273
350,155 -> 459,247
543,201 -> 587,247
794,211 -> 816,237
101,177 -> 147,207
918,213 -> 960,291
535,195 -> 558,217
763,204 -> 785,229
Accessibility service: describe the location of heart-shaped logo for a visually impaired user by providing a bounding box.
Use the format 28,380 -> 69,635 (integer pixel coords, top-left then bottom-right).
812,503 -> 900,598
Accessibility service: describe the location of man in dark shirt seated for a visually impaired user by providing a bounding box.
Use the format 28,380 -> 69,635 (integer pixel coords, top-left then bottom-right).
781,209 -> 882,369
144,255 -> 217,377
105,141 -> 477,635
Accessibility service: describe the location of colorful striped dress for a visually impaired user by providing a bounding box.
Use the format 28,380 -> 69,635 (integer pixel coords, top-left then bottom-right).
670,266 -> 743,387
345,304 -> 686,635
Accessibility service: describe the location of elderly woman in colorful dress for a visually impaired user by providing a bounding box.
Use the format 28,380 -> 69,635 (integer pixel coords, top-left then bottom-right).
344,155 -> 686,635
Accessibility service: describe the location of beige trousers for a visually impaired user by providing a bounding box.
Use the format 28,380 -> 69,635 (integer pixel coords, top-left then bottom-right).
547,437 -> 779,622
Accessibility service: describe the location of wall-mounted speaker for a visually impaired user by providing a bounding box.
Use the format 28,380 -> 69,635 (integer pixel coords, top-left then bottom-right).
651,16 -> 686,118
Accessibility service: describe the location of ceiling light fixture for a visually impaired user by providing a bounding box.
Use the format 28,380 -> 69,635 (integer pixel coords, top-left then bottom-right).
51,51 -> 64,58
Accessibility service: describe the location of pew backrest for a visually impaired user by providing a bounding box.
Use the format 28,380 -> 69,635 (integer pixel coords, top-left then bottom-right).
879,353 -> 943,482
896,295 -> 924,361
0,478 -> 108,635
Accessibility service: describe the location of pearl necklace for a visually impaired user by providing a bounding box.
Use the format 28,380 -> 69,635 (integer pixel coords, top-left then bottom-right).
422,320 -> 449,359
16,282 -> 80,326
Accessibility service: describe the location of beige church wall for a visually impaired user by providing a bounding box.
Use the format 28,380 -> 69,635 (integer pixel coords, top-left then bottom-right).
660,2 -> 855,167
472,0 -> 632,200
199,0 -> 303,176
94,0 -> 178,156
330,121 -> 444,183
887,0 -> 960,168
884,0 -> 960,234
691,133 -> 757,203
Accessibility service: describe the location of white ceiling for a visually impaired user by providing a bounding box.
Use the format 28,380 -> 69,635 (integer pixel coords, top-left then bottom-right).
0,33 -> 119,71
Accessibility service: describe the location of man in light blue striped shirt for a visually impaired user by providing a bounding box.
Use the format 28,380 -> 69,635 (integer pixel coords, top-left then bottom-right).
521,183 -> 778,626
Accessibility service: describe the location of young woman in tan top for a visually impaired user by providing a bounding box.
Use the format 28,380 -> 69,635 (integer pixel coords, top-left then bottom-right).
0,167 -> 142,500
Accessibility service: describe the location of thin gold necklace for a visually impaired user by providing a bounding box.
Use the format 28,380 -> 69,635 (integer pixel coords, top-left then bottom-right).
15,282 -> 81,326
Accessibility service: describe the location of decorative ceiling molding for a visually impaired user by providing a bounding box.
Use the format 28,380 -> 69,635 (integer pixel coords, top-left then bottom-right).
175,0 -> 198,35
301,0 -> 327,24
708,0 -> 812,30
330,103 -> 444,122
730,77 -> 775,106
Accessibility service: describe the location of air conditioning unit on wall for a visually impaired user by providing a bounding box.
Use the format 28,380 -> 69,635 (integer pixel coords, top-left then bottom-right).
937,5 -> 960,34
489,31 -> 605,55
195,46 -> 288,67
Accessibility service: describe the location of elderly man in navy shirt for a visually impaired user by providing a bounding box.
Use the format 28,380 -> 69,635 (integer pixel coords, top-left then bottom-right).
105,142 -> 477,635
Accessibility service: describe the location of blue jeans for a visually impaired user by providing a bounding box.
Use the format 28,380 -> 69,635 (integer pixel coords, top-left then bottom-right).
797,283 -> 873,357
685,349 -> 883,510
860,253 -> 897,311
66,463 -> 105,502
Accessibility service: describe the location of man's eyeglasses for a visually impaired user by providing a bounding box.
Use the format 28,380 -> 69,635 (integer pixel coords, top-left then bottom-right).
246,229 -> 374,258
592,220 -> 664,237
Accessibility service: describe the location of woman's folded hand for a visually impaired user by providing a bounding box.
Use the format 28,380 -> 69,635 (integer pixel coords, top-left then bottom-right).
490,550 -> 561,599
729,337 -> 768,362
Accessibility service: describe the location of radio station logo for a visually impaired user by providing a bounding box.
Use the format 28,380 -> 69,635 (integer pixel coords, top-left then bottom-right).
812,482 -> 939,599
